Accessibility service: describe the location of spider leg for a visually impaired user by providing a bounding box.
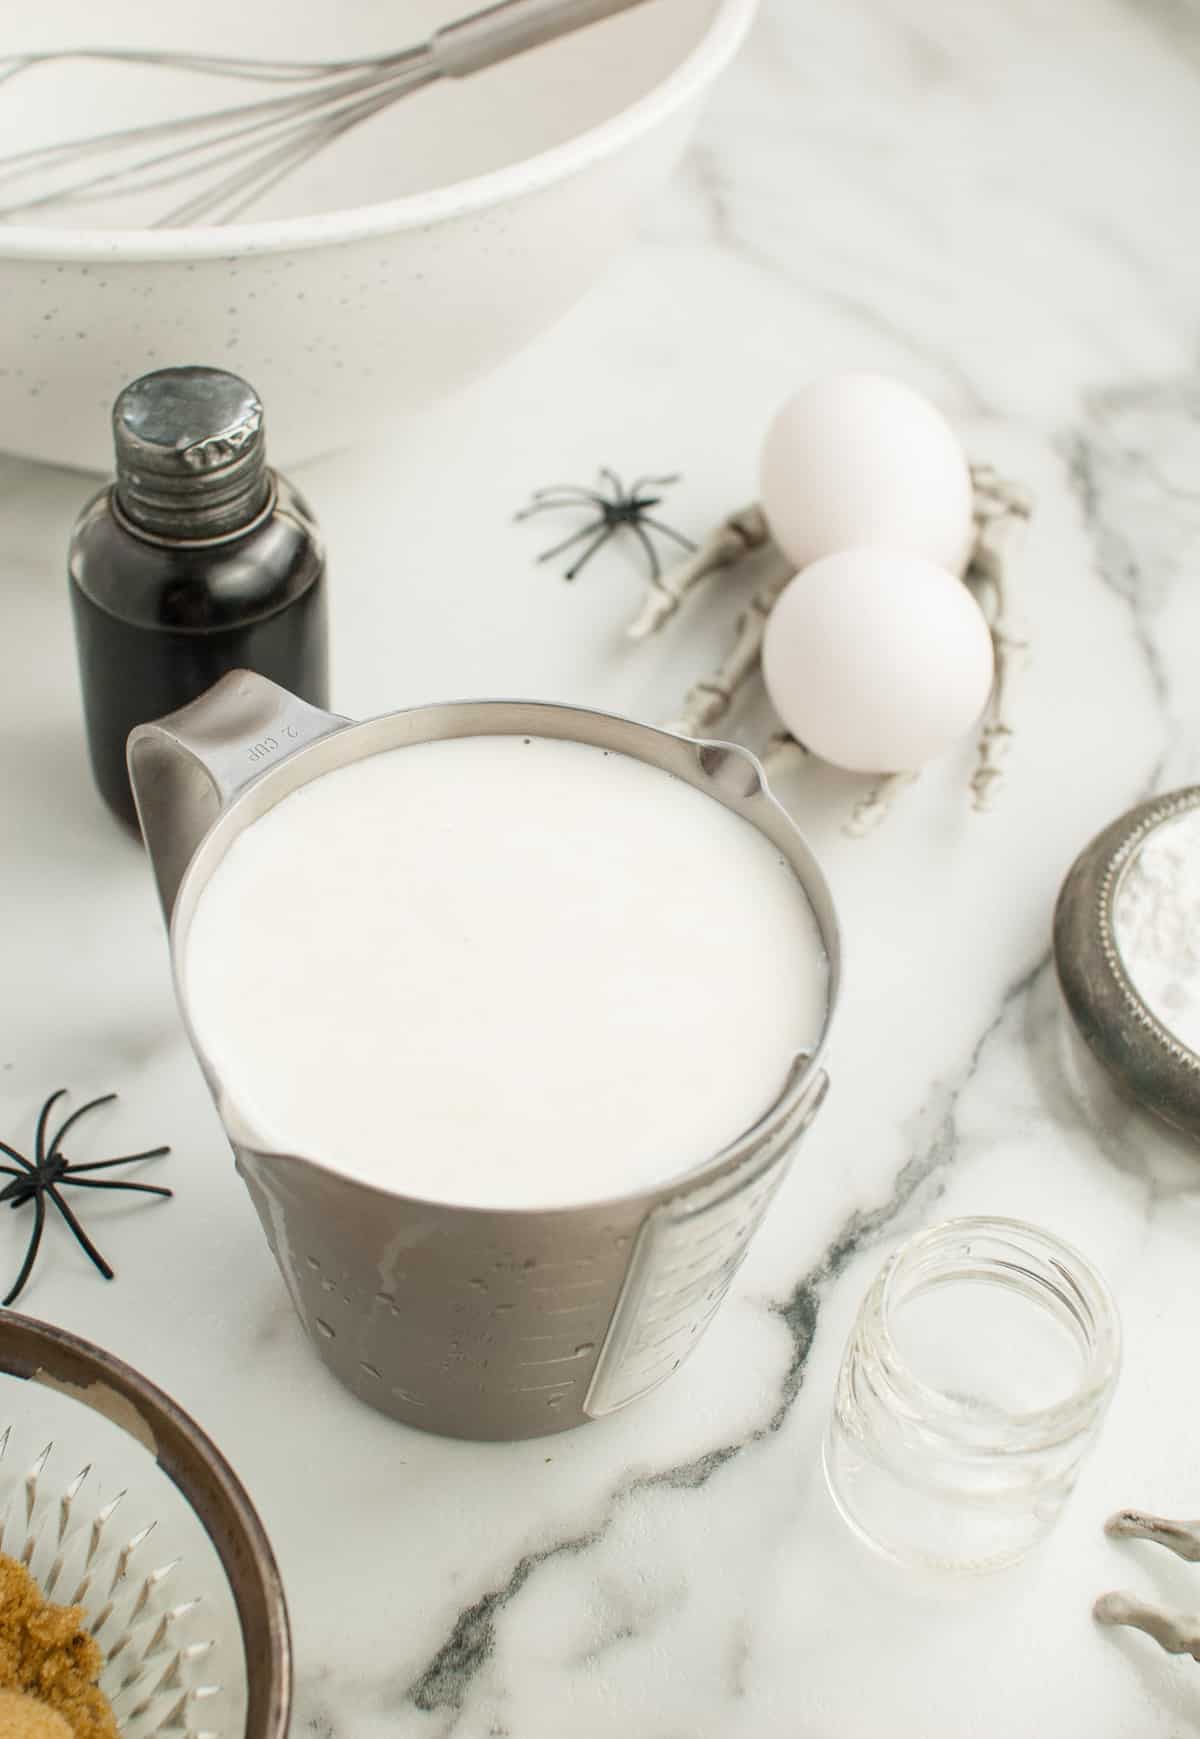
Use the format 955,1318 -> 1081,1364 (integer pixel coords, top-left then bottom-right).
66,1147 -> 171,1173
530,490 -> 608,507
564,523 -> 619,581
599,469 -> 625,502
638,516 -> 698,553
3,1193 -> 45,1308
46,1091 -> 117,1161
0,1140 -> 34,1175
59,1178 -> 173,1200
630,474 -> 681,495
631,523 -> 663,583
536,517 -> 607,564
530,485 -> 608,503
514,497 -> 600,523
47,1187 -> 114,1281
35,1090 -> 67,1165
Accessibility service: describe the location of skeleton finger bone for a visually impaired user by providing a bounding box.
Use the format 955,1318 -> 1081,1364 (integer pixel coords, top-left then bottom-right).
965,466 -> 1032,813
629,505 -> 770,641
1105,1510 -> 1200,1562
1095,1509 -> 1200,1662
845,771 -> 916,837
666,555 -> 793,736
760,741 -> 915,837
762,732 -> 808,779
969,629 -> 1024,814
1093,1591 -> 1200,1661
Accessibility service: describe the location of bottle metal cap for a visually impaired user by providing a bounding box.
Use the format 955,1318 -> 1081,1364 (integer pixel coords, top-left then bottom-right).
113,365 -> 271,540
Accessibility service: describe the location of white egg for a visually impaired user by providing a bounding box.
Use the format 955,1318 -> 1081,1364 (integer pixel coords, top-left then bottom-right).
759,372 -> 975,576
761,549 -> 995,773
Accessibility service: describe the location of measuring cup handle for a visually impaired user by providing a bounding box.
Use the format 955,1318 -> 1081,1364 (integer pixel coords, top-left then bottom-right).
127,670 -> 347,924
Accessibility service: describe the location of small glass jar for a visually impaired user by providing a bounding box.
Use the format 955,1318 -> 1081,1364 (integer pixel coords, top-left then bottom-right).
823,1217 -> 1121,1572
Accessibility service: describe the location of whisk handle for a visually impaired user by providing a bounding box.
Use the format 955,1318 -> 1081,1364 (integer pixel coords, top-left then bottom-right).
431,0 -> 657,79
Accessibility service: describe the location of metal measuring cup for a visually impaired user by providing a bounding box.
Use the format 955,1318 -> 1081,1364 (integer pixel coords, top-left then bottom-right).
129,673 -> 840,1441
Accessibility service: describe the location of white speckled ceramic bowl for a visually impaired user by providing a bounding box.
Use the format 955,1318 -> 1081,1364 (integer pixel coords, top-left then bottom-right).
0,0 -> 756,470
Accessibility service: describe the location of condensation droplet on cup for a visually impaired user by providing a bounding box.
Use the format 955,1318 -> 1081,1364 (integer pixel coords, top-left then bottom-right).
574,1343 -> 595,1358
359,1361 -> 381,1381
315,1318 -> 335,1340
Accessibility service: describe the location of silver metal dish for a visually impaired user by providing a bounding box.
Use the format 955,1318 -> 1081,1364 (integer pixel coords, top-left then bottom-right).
1055,786 -> 1200,1142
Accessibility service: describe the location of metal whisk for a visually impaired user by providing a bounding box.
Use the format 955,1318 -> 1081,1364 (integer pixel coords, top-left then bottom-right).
0,0 -> 656,226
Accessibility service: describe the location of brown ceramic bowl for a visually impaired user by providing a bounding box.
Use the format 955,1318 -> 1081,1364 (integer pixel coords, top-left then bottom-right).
0,1312 -> 290,1739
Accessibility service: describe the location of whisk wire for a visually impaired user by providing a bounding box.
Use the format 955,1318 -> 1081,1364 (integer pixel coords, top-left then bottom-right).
0,52 -> 437,222
0,0 -> 655,225
0,48 -> 389,88
159,73 -> 439,225
155,64 -> 440,226
0,54 -> 427,204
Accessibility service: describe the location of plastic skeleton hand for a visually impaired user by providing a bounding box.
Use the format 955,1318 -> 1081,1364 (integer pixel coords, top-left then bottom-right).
1095,1510 -> 1200,1660
629,469 -> 1032,835
965,465 -> 1032,813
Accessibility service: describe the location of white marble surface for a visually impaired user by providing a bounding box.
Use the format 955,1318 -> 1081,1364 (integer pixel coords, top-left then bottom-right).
3,0 -> 1200,1733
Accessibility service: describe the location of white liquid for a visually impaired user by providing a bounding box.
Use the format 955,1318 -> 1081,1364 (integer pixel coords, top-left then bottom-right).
183,736 -> 829,1208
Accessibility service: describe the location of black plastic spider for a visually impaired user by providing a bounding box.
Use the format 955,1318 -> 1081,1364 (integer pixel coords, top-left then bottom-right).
516,468 -> 696,582
0,1090 -> 172,1307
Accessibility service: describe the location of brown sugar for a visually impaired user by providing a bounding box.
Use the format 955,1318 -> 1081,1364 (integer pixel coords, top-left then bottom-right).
0,1687 -> 74,1737
0,1555 -> 118,1739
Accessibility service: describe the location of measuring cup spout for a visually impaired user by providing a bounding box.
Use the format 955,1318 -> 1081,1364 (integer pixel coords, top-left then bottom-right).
127,670 -> 346,923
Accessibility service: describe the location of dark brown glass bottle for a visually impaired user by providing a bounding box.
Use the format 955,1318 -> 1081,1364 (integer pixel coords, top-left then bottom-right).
69,365 -> 328,828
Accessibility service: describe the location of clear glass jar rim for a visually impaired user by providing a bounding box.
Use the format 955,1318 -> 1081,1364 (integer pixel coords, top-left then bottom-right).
873,1216 -> 1121,1444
